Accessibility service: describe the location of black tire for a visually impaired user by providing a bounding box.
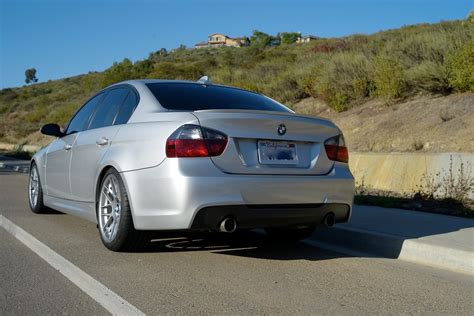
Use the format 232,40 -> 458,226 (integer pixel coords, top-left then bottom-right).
28,162 -> 48,214
265,226 -> 316,242
97,168 -> 149,252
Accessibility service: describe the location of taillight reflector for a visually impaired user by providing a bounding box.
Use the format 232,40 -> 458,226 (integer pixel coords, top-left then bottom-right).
166,125 -> 228,158
324,135 -> 349,163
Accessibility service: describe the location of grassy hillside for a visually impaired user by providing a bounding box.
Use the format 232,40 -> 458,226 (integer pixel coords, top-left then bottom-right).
0,18 -> 472,146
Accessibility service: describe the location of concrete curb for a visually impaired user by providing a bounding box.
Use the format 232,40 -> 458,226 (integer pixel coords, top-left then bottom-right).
311,226 -> 474,276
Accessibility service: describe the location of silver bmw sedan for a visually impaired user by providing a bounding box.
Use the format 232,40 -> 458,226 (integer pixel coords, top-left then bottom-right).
29,78 -> 354,251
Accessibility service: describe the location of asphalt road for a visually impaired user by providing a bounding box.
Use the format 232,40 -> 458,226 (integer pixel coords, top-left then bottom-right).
1,172 -> 473,315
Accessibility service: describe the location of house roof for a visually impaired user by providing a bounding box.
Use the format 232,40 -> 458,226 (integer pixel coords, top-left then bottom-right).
208,33 -> 229,38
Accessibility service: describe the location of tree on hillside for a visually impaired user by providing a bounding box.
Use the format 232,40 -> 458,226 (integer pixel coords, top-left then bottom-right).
158,48 -> 168,56
250,30 -> 272,48
25,68 -> 38,84
101,58 -> 134,87
280,32 -> 300,44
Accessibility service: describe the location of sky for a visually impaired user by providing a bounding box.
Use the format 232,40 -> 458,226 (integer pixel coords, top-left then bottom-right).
0,0 -> 472,88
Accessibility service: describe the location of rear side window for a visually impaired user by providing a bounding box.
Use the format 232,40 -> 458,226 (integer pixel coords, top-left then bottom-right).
114,91 -> 138,125
146,83 -> 290,112
88,88 -> 129,130
66,93 -> 104,134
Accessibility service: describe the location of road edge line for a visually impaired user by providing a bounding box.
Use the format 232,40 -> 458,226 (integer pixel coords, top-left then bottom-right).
0,215 -> 145,316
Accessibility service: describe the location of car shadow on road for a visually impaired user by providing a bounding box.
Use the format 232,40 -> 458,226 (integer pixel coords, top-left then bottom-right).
139,229 -> 347,261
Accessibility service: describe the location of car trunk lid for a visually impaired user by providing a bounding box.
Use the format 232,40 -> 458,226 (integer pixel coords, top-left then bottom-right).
192,110 -> 340,175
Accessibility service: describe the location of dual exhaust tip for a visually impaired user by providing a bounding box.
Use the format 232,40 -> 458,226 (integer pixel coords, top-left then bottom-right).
219,217 -> 237,233
323,213 -> 336,227
218,212 -> 336,233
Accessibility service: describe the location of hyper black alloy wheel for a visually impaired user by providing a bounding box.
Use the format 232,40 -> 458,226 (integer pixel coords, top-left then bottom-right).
97,168 -> 149,251
28,162 -> 47,214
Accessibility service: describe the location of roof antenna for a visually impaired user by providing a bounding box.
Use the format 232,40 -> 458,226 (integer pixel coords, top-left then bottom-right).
197,75 -> 211,85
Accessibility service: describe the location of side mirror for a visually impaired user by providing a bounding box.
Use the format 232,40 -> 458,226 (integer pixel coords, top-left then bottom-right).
40,123 -> 64,137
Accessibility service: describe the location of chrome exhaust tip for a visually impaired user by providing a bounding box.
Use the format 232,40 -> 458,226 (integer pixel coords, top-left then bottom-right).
219,217 -> 237,233
323,213 -> 336,227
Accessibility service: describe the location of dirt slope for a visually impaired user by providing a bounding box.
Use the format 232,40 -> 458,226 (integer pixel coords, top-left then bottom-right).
293,93 -> 474,153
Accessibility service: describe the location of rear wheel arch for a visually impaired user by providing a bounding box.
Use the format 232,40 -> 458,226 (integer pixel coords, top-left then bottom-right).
94,166 -> 136,224
95,166 -> 148,251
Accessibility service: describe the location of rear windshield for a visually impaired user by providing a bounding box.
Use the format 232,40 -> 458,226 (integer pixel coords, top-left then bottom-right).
146,83 -> 290,112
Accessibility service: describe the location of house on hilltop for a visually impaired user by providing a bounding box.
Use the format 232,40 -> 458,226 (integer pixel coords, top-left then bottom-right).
296,35 -> 319,44
194,33 -> 250,49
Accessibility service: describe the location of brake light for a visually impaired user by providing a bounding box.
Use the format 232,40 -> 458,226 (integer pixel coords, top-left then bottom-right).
324,135 -> 349,163
166,124 -> 228,158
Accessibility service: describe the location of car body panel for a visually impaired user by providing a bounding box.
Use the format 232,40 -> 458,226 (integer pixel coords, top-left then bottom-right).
100,112 -> 199,172
69,125 -> 122,202
121,158 -> 354,230
44,133 -> 78,199
43,194 -> 96,222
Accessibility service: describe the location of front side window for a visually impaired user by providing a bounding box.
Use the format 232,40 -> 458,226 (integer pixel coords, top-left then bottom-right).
66,93 -> 104,134
146,83 -> 290,113
88,88 -> 129,130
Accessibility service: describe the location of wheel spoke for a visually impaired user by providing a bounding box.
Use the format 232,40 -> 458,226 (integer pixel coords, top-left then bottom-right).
104,215 -> 113,228
103,192 -> 114,206
101,205 -> 112,215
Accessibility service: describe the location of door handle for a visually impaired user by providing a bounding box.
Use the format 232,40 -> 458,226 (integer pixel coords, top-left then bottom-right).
64,144 -> 72,151
96,137 -> 109,146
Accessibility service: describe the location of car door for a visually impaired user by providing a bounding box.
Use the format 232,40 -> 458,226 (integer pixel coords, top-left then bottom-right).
69,87 -> 131,202
45,93 -> 104,199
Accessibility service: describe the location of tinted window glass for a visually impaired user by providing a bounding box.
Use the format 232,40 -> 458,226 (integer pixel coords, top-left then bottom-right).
66,93 -> 103,134
88,88 -> 129,130
114,91 -> 138,125
146,83 -> 290,112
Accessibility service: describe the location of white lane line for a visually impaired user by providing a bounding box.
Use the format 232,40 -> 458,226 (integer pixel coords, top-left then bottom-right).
0,215 -> 145,316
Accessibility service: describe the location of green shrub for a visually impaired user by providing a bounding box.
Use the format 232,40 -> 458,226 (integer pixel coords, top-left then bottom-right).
310,52 -> 371,111
446,40 -> 474,92
25,105 -> 48,123
0,88 -> 18,101
373,56 -> 405,99
266,72 -> 306,105
101,58 -> 135,87
405,61 -> 450,93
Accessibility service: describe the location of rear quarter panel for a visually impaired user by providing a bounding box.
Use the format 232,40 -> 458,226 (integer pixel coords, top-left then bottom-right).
99,112 -> 199,173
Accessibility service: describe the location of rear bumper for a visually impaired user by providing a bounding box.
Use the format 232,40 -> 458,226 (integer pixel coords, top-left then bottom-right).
191,203 -> 350,230
120,158 -> 354,230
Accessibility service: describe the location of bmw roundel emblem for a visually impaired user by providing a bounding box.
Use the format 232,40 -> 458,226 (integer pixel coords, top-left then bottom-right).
277,124 -> 287,136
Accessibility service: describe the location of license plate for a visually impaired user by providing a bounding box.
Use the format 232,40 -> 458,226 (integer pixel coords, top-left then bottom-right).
257,141 -> 298,165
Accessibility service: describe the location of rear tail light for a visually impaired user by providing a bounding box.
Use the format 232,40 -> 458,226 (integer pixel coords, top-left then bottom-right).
324,135 -> 349,163
166,124 -> 228,158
